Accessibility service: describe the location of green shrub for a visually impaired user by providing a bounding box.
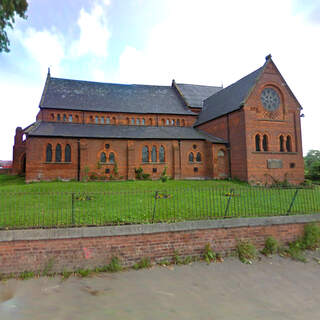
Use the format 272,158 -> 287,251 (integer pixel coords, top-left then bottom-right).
135,167 -> 150,180
302,223 -> 320,250
106,257 -> 122,272
261,237 -> 279,256
133,257 -> 152,270
203,243 -> 216,263
160,167 -> 169,183
89,172 -> 98,181
172,250 -> 183,265
287,240 -> 306,262
20,271 -> 35,280
76,268 -> 92,277
237,240 -> 258,264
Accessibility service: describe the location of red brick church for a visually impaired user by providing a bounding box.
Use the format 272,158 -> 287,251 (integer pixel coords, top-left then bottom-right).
12,55 -> 304,184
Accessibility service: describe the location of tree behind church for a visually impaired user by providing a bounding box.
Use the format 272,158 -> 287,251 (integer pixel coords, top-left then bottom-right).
0,0 -> 28,53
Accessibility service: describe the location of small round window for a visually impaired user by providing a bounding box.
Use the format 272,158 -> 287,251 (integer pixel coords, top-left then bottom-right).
260,88 -> 280,111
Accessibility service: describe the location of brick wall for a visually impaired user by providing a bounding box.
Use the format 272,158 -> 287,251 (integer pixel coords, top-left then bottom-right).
0,215 -> 318,275
25,137 -> 215,182
37,109 -> 197,127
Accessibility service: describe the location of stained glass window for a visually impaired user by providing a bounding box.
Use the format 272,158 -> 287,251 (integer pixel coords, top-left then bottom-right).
189,152 -> 194,162
280,135 -> 284,152
65,144 -> 71,162
109,152 -> 115,163
196,152 -> 202,162
55,144 -> 62,162
142,146 -> 149,162
100,152 -> 106,163
151,146 -> 157,162
46,144 -> 52,162
286,136 -> 292,152
255,134 -> 261,151
159,146 -> 165,162
262,135 -> 268,151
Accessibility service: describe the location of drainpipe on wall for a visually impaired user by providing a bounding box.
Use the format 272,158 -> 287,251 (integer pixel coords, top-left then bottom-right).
77,139 -> 81,181
227,114 -> 232,178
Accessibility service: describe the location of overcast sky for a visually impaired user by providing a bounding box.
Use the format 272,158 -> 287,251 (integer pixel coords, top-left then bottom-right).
0,0 -> 319,160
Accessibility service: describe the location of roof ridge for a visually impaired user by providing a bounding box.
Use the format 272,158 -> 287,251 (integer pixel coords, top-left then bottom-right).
49,77 -> 172,88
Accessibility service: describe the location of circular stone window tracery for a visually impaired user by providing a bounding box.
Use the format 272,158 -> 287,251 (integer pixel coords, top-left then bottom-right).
260,88 -> 280,112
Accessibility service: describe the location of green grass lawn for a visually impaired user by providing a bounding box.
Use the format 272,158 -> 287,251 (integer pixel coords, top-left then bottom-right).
0,175 -> 319,229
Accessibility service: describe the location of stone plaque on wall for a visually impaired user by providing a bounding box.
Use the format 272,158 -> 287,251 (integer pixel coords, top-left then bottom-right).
267,159 -> 283,169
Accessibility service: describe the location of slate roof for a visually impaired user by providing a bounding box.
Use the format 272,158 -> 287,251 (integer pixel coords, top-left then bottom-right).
194,65 -> 265,126
26,121 -> 227,143
40,77 -> 195,115
175,83 -> 222,109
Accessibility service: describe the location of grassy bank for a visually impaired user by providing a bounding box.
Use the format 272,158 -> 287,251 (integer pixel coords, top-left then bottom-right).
0,175 -> 319,229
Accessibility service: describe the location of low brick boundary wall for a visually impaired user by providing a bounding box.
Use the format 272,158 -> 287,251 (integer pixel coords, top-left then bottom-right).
0,214 -> 319,275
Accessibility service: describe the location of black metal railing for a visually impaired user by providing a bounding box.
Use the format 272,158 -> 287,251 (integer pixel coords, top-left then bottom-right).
0,185 -> 319,229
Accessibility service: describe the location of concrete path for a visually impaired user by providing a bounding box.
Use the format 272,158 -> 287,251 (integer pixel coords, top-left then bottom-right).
1,254 -> 320,320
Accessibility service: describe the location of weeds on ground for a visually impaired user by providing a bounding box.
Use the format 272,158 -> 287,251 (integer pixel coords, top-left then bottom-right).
237,240 -> 258,264
42,258 -> 55,276
20,271 -> 35,280
133,257 -> 152,270
203,243 -> 216,264
261,237 -> 279,256
106,257 -> 122,272
172,251 -> 184,265
76,268 -> 92,277
61,270 -> 73,280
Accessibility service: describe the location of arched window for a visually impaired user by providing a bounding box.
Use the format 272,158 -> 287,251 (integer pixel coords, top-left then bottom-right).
100,117 -> 104,124
100,152 -> 106,163
286,135 -> 292,152
166,119 -> 169,126
109,152 -> 115,163
63,114 -> 67,122
131,118 -> 135,125
55,144 -> 62,162
171,119 -> 175,126
196,152 -> 202,162
142,118 -> 145,125
151,146 -> 157,162
69,115 -> 72,122
51,113 -> 54,120
136,119 -> 140,125
159,146 -> 165,163
142,146 -> 149,162
262,135 -> 268,151
95,116 -> 99,124
181,119 -> 185,127
255,134 -> 261,151
189,152 -> 194,162
46,144 -> 52,162
57,114 -> 61,121
105,117 -> 109,124
161,119 -> 165,126
280,135 -> 284,152
65,144 -> 71,162
218,150 -> 225,157
176,119 -> 180,126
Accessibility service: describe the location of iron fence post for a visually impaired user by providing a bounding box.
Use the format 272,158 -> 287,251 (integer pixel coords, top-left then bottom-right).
224,188 -> 234,218
71,192 -> 75,225
152,191 -> 158,223
287,189 -> 299,215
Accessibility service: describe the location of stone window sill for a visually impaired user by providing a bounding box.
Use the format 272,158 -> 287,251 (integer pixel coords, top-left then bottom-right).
252,152 -> 297,155
99,162 -> 115,165
141,162 -> 167,165
44,162 -> 72,164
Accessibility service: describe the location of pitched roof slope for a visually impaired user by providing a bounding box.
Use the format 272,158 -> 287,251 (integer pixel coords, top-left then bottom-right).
27,121 -> 226,143
195,65 -> 265,126
175,83 -> 222,109
40,77 -> 195,115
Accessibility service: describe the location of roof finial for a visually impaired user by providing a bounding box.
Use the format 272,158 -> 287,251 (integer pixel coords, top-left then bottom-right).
265,54 -> 272,61
47,67 -> 51,77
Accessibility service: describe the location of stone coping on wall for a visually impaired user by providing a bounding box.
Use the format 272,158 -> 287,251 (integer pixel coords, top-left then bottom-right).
1,213 -> 320,242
